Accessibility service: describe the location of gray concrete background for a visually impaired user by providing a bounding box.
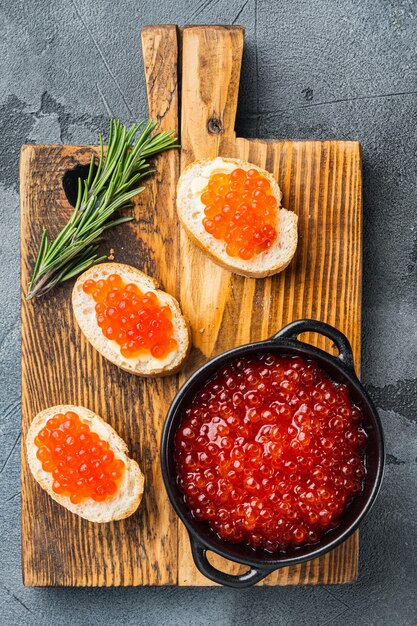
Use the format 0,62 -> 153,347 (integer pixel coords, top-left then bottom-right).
1,0 -> 416,624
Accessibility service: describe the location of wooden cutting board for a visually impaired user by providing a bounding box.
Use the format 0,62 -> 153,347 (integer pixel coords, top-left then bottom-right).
20,25 -> 362,586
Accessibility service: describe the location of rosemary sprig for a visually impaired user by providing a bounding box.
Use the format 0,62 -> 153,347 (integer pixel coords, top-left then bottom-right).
27,119 -> 178,300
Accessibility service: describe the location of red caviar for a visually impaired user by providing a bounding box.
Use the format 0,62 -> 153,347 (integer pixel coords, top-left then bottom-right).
35,411 -> 125,504
175,355 -> 366,552
201,168 -> 278,260
82,273 -> 177,359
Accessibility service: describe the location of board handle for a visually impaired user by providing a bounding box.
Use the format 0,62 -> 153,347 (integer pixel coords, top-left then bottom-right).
181,25 -> 244,165
140,25 -> 180,293
141,25 -> 179,127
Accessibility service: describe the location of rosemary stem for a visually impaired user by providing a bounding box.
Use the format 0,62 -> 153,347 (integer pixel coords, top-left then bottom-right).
26,269 -> 55,300
27,119 -> 178,300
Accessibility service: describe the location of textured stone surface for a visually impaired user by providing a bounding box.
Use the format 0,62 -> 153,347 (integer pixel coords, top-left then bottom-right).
1,0 -> 416,624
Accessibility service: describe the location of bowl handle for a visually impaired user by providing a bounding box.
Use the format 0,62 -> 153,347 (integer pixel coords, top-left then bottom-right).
272,319 -> 355,371
189,536 -> 274,588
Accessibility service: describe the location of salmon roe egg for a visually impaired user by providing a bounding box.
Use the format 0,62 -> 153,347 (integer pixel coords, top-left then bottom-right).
34,411 -> 125,503
175,354 -> 367,553
82,273 -> 178,359
201,168 -> 278,260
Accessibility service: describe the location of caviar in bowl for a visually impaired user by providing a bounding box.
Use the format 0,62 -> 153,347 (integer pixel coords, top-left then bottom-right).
161,320 -> 384,588
175,353 -> 367,553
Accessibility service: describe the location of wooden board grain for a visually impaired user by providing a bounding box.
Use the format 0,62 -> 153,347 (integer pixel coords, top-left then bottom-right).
20,24 -> 362,586
20,25 -> 180,586
177,25 -> 362,585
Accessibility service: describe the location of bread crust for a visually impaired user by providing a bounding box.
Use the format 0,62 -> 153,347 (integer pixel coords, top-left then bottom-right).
179,209 -> 298,278
176,157 -> 298,278
26,405 -> 145,523
72,263 -> 191,376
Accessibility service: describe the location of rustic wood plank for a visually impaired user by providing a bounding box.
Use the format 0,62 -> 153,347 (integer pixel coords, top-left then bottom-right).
177,26 -> 361,586
21,24 -> 180,586
21,23 -> 362,587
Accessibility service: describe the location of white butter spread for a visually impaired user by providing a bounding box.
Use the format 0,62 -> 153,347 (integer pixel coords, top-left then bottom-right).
189,158 -> 238,196
189,176 -> 208,195
200,158 -> 237,177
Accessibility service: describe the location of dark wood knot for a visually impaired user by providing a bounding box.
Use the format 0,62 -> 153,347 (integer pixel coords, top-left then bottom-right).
207,117 -> 223,135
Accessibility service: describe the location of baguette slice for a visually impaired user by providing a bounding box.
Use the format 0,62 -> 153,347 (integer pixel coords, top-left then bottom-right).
176,157 -> 298,278
72,263 -> 190,376
26,405 -> 144,523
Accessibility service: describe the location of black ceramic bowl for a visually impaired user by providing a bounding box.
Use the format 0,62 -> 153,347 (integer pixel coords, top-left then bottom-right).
161,320 -> 384,588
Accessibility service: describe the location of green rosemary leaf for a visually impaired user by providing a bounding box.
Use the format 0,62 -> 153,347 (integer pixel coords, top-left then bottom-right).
61,257 -> 107,282
102,187 -> 145,216
86,155 -> 95,188
92,135 -> 104,187
73,177 -> 83,214
43,222 -> 77,263
26,119 -> 178,300
28,228 -> 49,293
41,229 -> 104,272
76,194 -> 99,232
60,247 -> 107,282
100,215 -> 134,231
118,171 -> 150,193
